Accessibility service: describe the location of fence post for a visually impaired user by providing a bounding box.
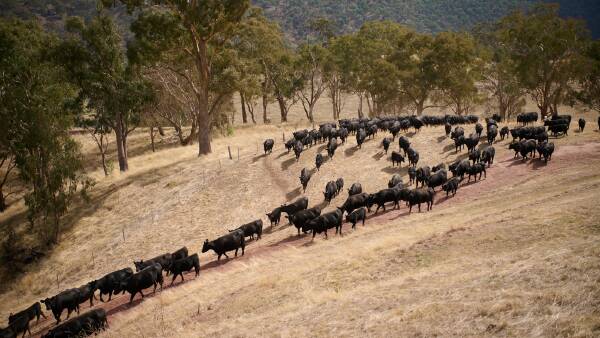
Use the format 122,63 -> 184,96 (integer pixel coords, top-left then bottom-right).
237,147 -> 240,161
228,146 -> 232,160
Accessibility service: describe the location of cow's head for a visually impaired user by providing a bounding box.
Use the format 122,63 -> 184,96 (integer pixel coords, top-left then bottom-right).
133,260 -> 144,272
40,298 -> 53,310
201,239 -> 211,253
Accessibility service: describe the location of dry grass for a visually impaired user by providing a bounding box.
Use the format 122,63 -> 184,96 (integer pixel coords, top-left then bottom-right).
0,95 -> 599,337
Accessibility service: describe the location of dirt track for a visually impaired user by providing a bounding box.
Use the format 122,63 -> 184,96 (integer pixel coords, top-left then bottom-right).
26,139 -> 600,337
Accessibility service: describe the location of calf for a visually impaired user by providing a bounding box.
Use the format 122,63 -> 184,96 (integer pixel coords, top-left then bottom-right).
442,177 -> 460,197
288,206 -> 321,235
76,281 -> 97,308
41,288 -> 81,324
537,141 -> 555,163
398,136 -> 410,154
266,207 -> 282,226
8,302 -> 46,326
468,149 -> 481,164
95,267 -> 133,302
280,197 -> 309,218
202,230 -> 245,261
415,166 -> 431,188
407,148 -> 419,167
300,168 -> 311,192
427,169 -> 447,190
134,253 -> 172,273
407,188 -> 435,213
323,181 -> 338,204
315,153 -> 324,171
42,309 -> 107,338
579,118 -> 585,132
348,183 -> 362,196
336,178 -> 344,195
382,137 -> 392,154
481,146 -> 495,167
500,126 -> 509,140
391,151 -> 404,167
388,174 -> 403,188
346,208 -> 367,229
263,139 -> 274,154
340,193 -> 370,215
467,163 -> 486,182
168,254 -> 200,285
230,219 -> 263,240
309,209 -> 344,239
327,139 -> 338,158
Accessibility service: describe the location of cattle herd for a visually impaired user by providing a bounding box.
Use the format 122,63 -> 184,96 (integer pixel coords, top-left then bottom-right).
2,111 -> 593,338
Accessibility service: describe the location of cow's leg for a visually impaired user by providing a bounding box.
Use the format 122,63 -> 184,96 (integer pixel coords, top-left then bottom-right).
66,308 -> 72,320
418,203 -> 421,212
171,274 -> 176,286
223,252 -> 230,259
235,248 -> 239,257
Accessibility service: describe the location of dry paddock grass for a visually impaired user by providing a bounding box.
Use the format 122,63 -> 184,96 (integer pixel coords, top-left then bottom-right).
0,97 -> 599,337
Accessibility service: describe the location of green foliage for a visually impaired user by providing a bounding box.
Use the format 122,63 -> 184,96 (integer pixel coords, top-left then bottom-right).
576,40 -> 600,112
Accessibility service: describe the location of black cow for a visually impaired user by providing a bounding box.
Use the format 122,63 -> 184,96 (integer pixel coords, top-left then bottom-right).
356,129 -> 367,148
465,133 -> 479,151
288,206 -> 321,235
323,181 -> 337,204
309,209 -> 344,239
475,123 -> 483,137
578,118 -> 586,132
230,220 -> 263,240
481,146 -> 495,167
202,230 -> 245,261
549,123 -> 569,136
266,207 -> 282,226
407,188 -> 435,213
444,123 -> 452,136
454,135 -> 465,152
41,288 -> 81,324
134,253 -> 172,273
41,309 -> 107,338
451,126 -> 464,140
293,141 -> 303,161
519,139 -> 537,160
7,314 -> 29,338
432,163 -> 446,172
280,197 -> 309,217
408,167 -> 417,185
415,166 -> 431,188
388,174 -> 403,188
95,267 -> 133,302
340,193 -> 370,215
500,126 -> 509,140
467,163 -> 487,182
398,136 -> 411,155
327,139 -> 338,158
382,137 -> 392,154
508,141 -> 521,158
293,129 -> 309,141
170,247 -> 188,262
263,139 -> 274,154
407,148 -> 419,167
468,149 -> 481,164
487,125 -> 498,144
537,141 -> 555,163
0,327 -> 14,338
368,187 -> 405,213
9,302 -> 46,326
76,281 -> 97,308
315,153 -> 324,171
442,177 -> 460,197
348,183 -> 362,196
346,208 -> 367,229
121,263 -> 163,303
300,168 -> 311,192
336,178 -> 344,195
284,139 -> 295,153
338,128 -> 349,144
427,169 -> 447,190
391,151 -> 404,167
449,159 -> 471,179
168,254 -> 200,285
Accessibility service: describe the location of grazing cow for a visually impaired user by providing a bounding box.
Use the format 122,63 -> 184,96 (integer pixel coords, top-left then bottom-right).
134,253 -> 172,273
280,197 -> 309,217
382,137 -> 392,154
346,208 -> 367,229
537,141 -> 555,163
263,139 -> 274,154
579,118 -> 586,132
449,159 -> 471,180
9,303 -> 46,327
336,178 -> 344,195
230,220 -> 263,240
398,136 -> 411,155
444,123 -> 452,136
415,166 -> 431,188
41,309 -> 107,338
323,181 -> 338,204
432,163 -> 446,172
41,288 -> 81,324
288,206 -> 321,235
315,153 -> 324,171
284,139 -> 295,153
407,188 -> 435,213
340,193 -> 369,215
95,267 -> 133,302
309,209 -> 344,239
475,123 -> 483,137
408,167 -> 417,185
368,187 -> 404,213
468,149 -> 481,164
7,314 -> 30,338
120,263 -> 163,303
481,146 -> 495,167
168,254 -> 200,285
407,148 -> 419,167
266,207 -> 282,226
300,168 -> 311,192
327,139 -> 338,158
467,163 -> 487,182
348,183 -> 362,196
76,281 -> 97,308
427,169 -> 447,190
442,177 -> 460,197
487,125 -> 498,144
454,135 -> 465,152
500,126 -> 509,140
519,139 -> 537,160
391,151 -> 404,167
465,133 -> 479,151
388,174 -> 403,188
202,230 -> 245,261
356,129 -> 367,148
293,141 -> 303,161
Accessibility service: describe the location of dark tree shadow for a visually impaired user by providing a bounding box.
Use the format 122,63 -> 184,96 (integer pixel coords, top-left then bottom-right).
281,157 -> 296,171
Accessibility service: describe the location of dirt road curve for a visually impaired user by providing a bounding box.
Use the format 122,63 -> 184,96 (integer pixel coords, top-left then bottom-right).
28,141 -> 600,337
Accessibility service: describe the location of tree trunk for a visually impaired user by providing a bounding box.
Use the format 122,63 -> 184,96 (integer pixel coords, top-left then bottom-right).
246,99 -> 256,124
357,93 -> 364,118
262,92 -> 269,123
195,38 -> 212,156
0,190 -> 5,212
150,126 -> 156,152
240,92 -> 248,124
416,100 -> 424,116
158,126 -> 165,136
114,112 -> 128,172
277,96 -> 288,122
